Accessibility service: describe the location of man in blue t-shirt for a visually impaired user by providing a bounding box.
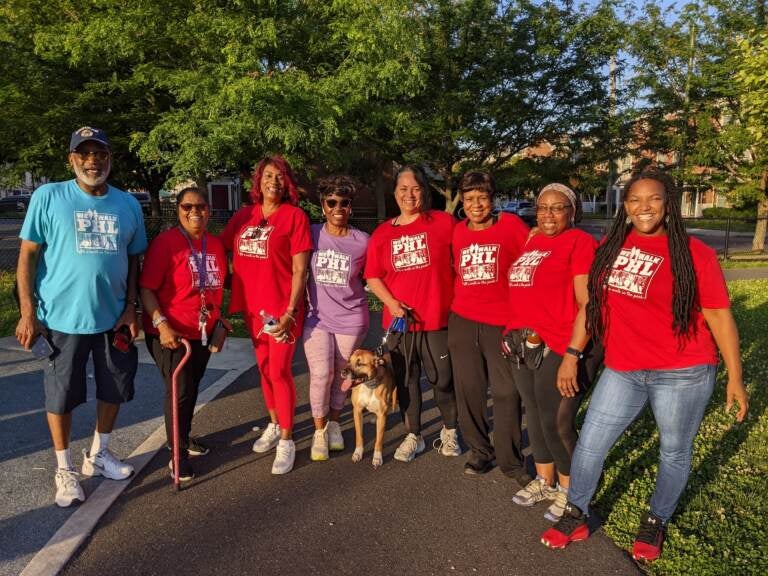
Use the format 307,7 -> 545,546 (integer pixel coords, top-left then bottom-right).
15,126 -> 148,507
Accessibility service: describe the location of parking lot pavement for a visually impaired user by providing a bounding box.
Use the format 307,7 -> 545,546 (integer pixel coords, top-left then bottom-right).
0,336 -> 255,576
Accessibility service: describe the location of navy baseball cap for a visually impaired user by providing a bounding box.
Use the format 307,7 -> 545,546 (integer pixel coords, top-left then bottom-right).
69,126 -> 110,151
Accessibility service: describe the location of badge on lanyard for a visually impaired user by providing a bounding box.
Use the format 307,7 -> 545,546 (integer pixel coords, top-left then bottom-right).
180,227 -> 209,345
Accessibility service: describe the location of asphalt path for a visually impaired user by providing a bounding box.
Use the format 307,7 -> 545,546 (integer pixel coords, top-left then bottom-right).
54,326 -> 640,576
0,336 -> 253,576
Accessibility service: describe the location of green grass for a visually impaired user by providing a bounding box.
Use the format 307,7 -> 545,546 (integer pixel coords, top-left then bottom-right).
720,259 -> 768,268
590,279 -> 768,575
0,272 -> 18,337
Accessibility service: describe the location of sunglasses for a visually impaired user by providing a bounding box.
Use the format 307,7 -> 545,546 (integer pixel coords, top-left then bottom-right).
179,203 -> 209,212
73,150 -> 110,161
325,198 -> 352,209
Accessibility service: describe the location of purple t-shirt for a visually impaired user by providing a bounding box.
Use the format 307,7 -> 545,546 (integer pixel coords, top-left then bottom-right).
305,223 -> 370,335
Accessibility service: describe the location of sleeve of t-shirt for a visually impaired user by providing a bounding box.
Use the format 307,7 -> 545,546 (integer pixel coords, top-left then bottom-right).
290,208 -> 312,255
220,207 -> 247,251
504,214 -> 530,259
127,197 -> 148,256
693,241 -> 730,309
19,185 -> 50,244
570,232 -> 597,276
139,232 -> 168,291
364,230 -> 386,280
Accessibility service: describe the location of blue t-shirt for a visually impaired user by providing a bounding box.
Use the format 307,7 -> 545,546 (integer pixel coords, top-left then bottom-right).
20,180 -> 148,334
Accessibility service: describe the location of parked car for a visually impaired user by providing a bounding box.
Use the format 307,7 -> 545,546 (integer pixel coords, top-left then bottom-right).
129,192 -> 151,215
501,199 -> 536,225
0,194 -> 31,214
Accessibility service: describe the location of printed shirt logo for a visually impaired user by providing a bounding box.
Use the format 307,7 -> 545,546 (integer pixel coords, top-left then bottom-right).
237,225 -> 273,259
507,249 -> 551,287
314,248 -> 351,286
74,209 -> 120,253
607,246 -> 663,299
188,253 -> 224,290
391,232 -> 430,270
459,243 -> 500,285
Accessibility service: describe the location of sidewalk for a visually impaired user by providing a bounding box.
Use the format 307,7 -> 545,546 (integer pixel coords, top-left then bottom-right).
42,329 -> 638,576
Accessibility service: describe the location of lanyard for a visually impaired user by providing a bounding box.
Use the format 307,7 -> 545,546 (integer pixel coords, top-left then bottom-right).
178,226 -> 210,344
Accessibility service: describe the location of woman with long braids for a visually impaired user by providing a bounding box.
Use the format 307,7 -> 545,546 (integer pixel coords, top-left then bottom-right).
540,168 -> 748,562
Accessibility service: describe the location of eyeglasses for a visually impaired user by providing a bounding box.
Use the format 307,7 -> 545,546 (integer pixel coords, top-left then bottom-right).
325,198 -> 352,209
72,150 -> 110,161
536,204 -> 570,215
179,203 -> 209,212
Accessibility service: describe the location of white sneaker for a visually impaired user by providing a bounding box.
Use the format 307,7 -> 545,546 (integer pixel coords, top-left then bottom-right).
311,428 -> 329,461
252,423 -> 281,453
54,468 -> 85,507
394,433 -> 425,462
433,427 -> 461,457
544,487 -> 569,521
81,448 -> 134,480
326,421 -> 344,451
512,477 -> 558,506
271,439 -> 295,474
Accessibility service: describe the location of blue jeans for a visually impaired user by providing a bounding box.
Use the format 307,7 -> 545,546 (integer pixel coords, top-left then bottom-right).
568,364 -> 715,523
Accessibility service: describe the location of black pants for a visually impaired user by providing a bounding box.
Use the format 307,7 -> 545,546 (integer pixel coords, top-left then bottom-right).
512,341 -> 602,475
389,328 -> 456,435
146,335 -> 211,458
448,313 -> 528,482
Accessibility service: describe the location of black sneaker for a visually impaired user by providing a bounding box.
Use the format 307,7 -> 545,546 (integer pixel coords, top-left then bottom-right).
168,458 -> 194,481
540,503 -> 601,549
463,459 -> 495,475
632,512 -> 665,562
166,437 -> 209,457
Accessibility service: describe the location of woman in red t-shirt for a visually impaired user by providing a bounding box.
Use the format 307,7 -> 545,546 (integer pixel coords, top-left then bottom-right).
220,156 -> 311,475
447,171 -> 530,482
364,164 -> 458,463
541,169 -> 748,563
140,187 -> 228,481
505,183 -> 600,522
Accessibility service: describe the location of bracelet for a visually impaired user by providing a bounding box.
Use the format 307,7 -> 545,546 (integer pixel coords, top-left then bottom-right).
565,346 -> 583,359
152,315 -> 168,328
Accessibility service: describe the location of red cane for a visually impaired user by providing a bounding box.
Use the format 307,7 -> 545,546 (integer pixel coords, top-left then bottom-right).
171,338 -> 192,492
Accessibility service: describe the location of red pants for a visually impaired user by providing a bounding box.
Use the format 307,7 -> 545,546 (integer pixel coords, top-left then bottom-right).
249,314 -> 304,431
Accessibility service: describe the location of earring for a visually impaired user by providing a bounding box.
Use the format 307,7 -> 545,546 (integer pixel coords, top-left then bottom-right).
625,215 -> 631,225
665,215 -> 669,224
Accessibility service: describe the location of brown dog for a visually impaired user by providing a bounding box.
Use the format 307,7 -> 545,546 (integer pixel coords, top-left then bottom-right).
341,349 -> 397,468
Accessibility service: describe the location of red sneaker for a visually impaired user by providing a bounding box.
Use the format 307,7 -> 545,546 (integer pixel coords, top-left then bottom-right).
541,503 -> 600,549
632,512 -> 665,562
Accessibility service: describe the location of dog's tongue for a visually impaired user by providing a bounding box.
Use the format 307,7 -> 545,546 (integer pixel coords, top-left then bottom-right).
340,377 -> 354,392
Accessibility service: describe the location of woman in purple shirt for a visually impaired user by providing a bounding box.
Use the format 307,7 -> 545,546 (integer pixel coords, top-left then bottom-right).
303,176 -> 370,461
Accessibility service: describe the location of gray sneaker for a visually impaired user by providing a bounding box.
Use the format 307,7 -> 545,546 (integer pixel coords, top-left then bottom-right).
81,448 -> 134,480
326,421 -> 344,451
394,433 -> 425,462
310,428 -> 329,462
252,422 -> 281,453
512,478 -> 558,506
54,468 -> 85,507
433,427 -> 461,457
544,488 -> 569,521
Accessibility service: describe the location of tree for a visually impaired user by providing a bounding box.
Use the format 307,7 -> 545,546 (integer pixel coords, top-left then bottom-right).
386,0 -> 619,213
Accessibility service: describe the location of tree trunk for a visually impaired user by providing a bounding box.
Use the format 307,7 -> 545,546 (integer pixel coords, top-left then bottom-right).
751,169 -> 768,252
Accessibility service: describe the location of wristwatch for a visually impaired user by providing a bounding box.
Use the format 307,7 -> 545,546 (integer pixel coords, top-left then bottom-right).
152,315 -> 168,328
565,347 -> 583,359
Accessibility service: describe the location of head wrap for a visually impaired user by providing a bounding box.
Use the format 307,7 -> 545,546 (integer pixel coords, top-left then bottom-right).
538,183 -> 577,211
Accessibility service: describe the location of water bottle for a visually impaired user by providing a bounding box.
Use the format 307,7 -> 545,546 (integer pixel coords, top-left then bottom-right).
525,331 -> 542,348
260,310 -> 279,334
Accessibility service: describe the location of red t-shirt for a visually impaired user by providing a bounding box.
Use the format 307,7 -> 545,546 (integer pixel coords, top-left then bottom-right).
140,228 -> 227,340
507,228 -> 596,355
451,213 -> 529,326
601,231 -> 730,370
220,203 -> 312,318
364,210 -> 455,331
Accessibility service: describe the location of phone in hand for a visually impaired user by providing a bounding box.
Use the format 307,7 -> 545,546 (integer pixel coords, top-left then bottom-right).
112,325 -> 132,354
31,335 -> 54,360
